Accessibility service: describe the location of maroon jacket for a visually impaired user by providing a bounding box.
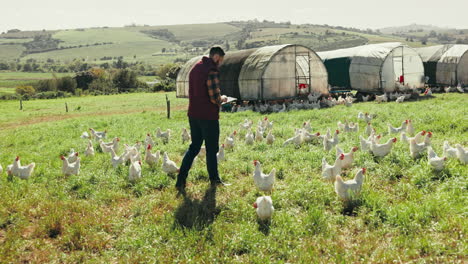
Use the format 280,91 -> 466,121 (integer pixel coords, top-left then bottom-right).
188,56 -> 220,120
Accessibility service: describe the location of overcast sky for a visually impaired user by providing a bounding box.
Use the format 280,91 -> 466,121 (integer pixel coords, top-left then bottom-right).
1,0 -> 467,33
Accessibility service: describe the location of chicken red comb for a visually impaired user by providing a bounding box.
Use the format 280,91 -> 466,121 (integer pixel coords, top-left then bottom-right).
253,160 -> 258,165
15,156 -> 19,161
75,152 -> 79,156
392,137 -> 397,142
336,130 -> 340,134
253,202 -> 258,209
264,117 -> 268,120
405,120 -> 409,123
234,130 -> 237,134
352,146 -> 359,152
421,130 -> 426,135
147,144 -> 152,150
147,133 -> 150,136
138,160 -> 142,165
339,153 -> 345,160
362,168 -> 367,174
60,155 -> 65,160
316,132 -> 320,136
117,138 -> 120,141
221,144 -> 225,147
428,132 -> 433,137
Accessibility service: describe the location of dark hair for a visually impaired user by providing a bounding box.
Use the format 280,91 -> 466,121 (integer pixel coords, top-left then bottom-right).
209,46 -> 225,57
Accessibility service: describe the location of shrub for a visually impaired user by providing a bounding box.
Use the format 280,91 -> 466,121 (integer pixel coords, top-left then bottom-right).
89,78 -> 117,95
15,85 -> 36,96
34,79 -> 57,92
57,76 -> 77,94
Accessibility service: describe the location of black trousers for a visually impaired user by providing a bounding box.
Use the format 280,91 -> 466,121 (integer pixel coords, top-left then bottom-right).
176,118 -> 221,186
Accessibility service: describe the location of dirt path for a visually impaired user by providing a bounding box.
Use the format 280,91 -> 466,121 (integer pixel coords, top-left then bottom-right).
1,105 -> 187,131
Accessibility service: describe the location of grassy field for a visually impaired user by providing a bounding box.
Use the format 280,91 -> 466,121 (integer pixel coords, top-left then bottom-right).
0,92 -> 466,263
0,72 -> 72,91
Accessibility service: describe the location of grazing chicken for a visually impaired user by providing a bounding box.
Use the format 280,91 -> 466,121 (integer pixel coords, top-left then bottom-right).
254,196 -> 274,221
303,120 -> 312,133
401,131 -> 426,144
110,148 -> 127,168
443,141 -> 458,159
0,164 -> 2,174
245,129 -> 255,145
375,94 -> 388,103
456,84 -> 464,93
308,92 -> 320,102
240,119 -> 253,130
322,154 -> 344,182
6,164 -> 13,176
424,88 -> 432,96
128,160 -> 142,182
80,131 -> 90,139
358,112 -> 373,122
99,137 -> 120,153
162,152 -> 179,175
266,131 -> 275,145
323,130 -> 340,152
303,131 -> 320,143
145,133 -> 155,148
224,131 -> 237,149
89,128 -> 107,140
396,95 -> 405,103
67,149 -> 79,163
371,138 -> 397,157
318,128 -> 332,141
217,144 -> 225,162
427,147 -> 447,171
365,123 -> 374,136
253,160 -> 275,193
410,138 -> 428,159
283,129 -> 303,146
423,132 -> 432,146
335,168 -> 366,201
362,95 -> 370,102
11,156 -> 35,179
61,155 -> 80,176
348,122 -> 359,132
181,128 -> 191,144
406,119 -> 415,136
255,127 -> 264,142
360,135 -> 372,152
145,144 -> 160,166
123,144 -> 141,163
388,120 -> 408,134
156,128 -> 171,144
455,144 -> 467,164
85,140 -> 95,156
336,146 -> 358,169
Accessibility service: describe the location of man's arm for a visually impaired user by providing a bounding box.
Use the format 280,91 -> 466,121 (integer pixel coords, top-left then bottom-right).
207,70 -> 223,106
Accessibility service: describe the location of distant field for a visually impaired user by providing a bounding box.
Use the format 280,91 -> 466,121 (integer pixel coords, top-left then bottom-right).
0,45 -> 25,60
0,72 -> 72,89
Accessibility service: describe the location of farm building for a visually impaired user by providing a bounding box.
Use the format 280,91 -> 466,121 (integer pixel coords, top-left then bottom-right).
415,44 -> 468,86
317,42 -> 425,94
176,44 -> 329,100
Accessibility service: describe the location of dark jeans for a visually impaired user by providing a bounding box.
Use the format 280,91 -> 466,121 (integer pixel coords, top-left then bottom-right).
176,118 -> 221,187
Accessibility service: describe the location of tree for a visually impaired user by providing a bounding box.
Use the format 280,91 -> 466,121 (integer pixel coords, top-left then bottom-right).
22,63 -> 33,72
161,48 -> 166,53
15,85 -> 35,96
113,69 -> 139,92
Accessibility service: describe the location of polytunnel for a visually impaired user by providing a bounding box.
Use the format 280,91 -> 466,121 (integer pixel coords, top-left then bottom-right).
415,44 -> 468,86
317,42 -> 425,93
176,44 -> 329,100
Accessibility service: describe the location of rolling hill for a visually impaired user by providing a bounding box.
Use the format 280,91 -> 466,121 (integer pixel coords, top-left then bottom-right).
0,21 -> 465,66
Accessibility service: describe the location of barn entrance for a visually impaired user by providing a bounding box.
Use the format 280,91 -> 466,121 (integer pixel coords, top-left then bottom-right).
296,52 -> 311,95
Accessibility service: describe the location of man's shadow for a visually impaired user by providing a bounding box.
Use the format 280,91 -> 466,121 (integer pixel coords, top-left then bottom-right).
173,186 -> 220,230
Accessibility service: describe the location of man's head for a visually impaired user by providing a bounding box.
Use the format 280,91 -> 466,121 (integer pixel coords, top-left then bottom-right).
209,46 -> 225,66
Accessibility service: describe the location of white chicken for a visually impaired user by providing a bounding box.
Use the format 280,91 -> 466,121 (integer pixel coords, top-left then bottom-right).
89,128 -> 107,140
240,119 -> 253,130
224,131 -> 237,149
303,120 -> 312,133
80,131 -> 90,139
255,127 -> 264,142
335,168 -> 366,201
455,144 -> 467,164
217,144 -> 225,162
145,133 -> 156,147
406,119 -> 415,136
336,146 -> 359,169
266,131 -> 275,145
371,137 -> 397,157
145,144 -> 160,166
375,94 -> 388,103
11,156 -> 35,179
396,95 -> 405,103
427,146 -> 447,171
362,95 -> 370,102
401,131 -> 426,144
0,164 -> 2,174
128,160 -> 142,182
245,129 -> 255,145
443,141 -> 458,159
283,129 -> 303,146
85,140 -> 95,156
99,137 -> 120,153
409,138 -> 428,159
253,160 -> 275,193
253,196 -> 274,221
365,123 -> 374,136
323,130 -> 340,152
358,112 -> 373,123
60,155 -> 80,176
388,120 -> 408,134
156,128 -> 171,144
110,148 -> 127,168
67,149 -> 79,163
322,154 -> 344,182
162,152 -> 179,175
6,164 -> 13,176
303,131 -> 320,143
424,88 -> 432,96
181,128 -> 191,144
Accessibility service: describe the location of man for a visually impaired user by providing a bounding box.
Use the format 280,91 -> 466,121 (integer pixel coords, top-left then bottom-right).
176,47 -> 229,193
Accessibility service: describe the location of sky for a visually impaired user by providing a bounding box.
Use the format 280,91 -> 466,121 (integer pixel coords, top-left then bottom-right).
1,0 -> 467,33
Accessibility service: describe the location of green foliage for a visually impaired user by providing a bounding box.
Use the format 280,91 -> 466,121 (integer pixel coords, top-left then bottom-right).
15,85 -> 35,96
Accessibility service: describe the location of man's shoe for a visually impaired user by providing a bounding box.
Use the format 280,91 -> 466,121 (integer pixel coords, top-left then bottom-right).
175,183 -> 186,194
211,180 -> 231,187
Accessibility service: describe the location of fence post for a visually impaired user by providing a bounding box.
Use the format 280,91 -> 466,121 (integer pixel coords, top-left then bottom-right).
166,94 -> 170,119
65,102 -> 68,112
19,99 -> 23,110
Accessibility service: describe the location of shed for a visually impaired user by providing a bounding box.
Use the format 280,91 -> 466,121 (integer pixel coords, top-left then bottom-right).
176,44 -> 329,100
318,42 -> 425,93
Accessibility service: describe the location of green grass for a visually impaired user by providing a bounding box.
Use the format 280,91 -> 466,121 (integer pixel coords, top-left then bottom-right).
0,72 -> 72,89
0,45 -> 26,61
0,92 -> 467,262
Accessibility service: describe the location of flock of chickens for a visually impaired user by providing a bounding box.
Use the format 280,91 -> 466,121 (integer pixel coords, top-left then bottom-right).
1,95 -> 467,223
